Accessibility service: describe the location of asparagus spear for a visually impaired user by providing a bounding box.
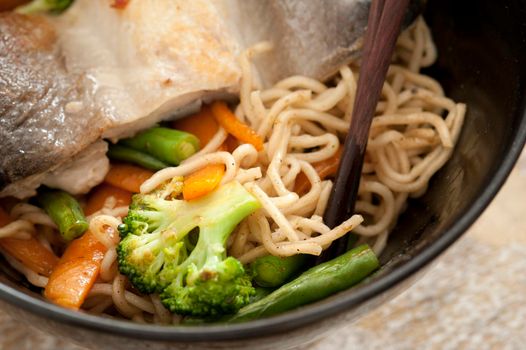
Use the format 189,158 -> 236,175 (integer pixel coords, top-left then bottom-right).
37,189 -> 88,241
120,127 -> 200,166
107,144 -> 169,171
228,244 -> 379,322
251,254 -> 307,288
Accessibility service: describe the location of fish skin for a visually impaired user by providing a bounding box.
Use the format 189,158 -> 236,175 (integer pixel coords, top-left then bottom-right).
0,13 -> 105,190
218,0 -> 426,86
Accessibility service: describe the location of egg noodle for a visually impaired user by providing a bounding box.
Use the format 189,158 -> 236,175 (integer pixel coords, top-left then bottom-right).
0,17 -> 465,323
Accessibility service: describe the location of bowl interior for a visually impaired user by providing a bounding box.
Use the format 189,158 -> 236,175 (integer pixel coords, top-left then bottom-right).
380,0 -> 526,267
1,0 -> 526,343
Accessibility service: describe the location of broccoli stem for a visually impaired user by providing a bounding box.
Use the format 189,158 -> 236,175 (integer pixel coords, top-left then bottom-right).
251,254 -> 308,288
120,127 -> 200,166
227,244 -> 380,322
37,189 -> 88,241
107,144 -> 169,171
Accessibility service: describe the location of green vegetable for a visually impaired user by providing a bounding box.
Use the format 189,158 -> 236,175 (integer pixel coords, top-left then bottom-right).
117,181 -> 260,317
120,127 -> 200,166
107,144 -> 168,171
251,254 -> 307,288
250,286 -> 273,303
227,245 -> 379,322
37,189 -> 88,241
16,0 -> 73,14
181,287 -> 273,325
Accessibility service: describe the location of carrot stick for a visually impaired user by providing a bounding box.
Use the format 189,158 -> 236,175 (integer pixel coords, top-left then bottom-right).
211,101 -> 264,151
85,184 -> 132,216
0,237 -> 59,276
183,164 -> 225,201
0,207 -> 59,277
104,163 -> 153,193
45,231 -> 107,310
172,106 -> 219,147
294,147 -> 343,195
224,135 -> 239,153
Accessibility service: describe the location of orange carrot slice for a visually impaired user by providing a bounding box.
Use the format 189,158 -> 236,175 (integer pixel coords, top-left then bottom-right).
104,163 -> 153,193
85,184 -> 132,216
211,101 -> 264,151
0,237 -> 59,277
183,164 -> 225,201
0,207 -> 59,277
45,231 -> 107,310
172,106 -> 219,147
294,147 -> 343,195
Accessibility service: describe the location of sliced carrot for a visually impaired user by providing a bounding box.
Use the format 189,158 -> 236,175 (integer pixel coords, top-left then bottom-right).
45,259 -> 100,310
0,207 -> 59,277
0,237 -> 59,276
45,231 -> 106,310
183,164 -> 225,201
224,135 -> 239,153
294,147 -> 343,195
85,184 -> 132,216
104,163 -> 153,193
172,106 -> 219,147
211,101 -> 264,151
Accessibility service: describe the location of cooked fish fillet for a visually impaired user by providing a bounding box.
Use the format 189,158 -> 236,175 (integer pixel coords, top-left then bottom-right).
0,13 -> 105,196
217,0 -> 425,85
57,0 -> 242,140
0,1 -> 242,198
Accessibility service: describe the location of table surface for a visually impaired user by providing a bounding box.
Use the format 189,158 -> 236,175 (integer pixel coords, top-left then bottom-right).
1,151 -> 525,350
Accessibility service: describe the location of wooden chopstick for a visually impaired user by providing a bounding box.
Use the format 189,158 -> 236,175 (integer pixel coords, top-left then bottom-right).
320,0 -> 411,260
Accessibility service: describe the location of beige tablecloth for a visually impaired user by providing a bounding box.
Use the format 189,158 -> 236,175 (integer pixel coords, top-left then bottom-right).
1,152 -> 526,350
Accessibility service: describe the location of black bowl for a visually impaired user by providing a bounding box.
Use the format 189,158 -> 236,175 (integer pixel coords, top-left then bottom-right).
1,0 -> 526,349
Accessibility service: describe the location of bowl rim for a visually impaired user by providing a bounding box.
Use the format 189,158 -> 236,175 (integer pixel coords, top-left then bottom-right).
1,114 -> 525,342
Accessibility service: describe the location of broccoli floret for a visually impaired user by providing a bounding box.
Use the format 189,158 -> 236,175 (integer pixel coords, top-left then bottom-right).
117,181 -> 260,317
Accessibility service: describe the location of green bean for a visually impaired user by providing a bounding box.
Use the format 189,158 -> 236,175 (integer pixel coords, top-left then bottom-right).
107,144 -> 168,171
227,245 -> 379,322
249,286 -> 273,303
37,189 -> 88,241
251,254 -> 307,288
120,127 -> 200,165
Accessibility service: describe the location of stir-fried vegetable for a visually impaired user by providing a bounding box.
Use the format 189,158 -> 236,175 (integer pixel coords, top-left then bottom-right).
211,101 -> 264,151
227,245 -> 379,322
45,231 -> 107,310
0,237 -> 59,276
84,184 -> 132,216
251,254 -> 308,288
0,208 -> 59,276
172,106 -> 219,147
119,127 -> 200,166
117,181 -> 260,316
37,189 -> 88,241
294,147 -> 342,194
16,0 -> 73,14
107,144 -> 169,171
182,164 -> 225,201
104,163 -> 154,193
